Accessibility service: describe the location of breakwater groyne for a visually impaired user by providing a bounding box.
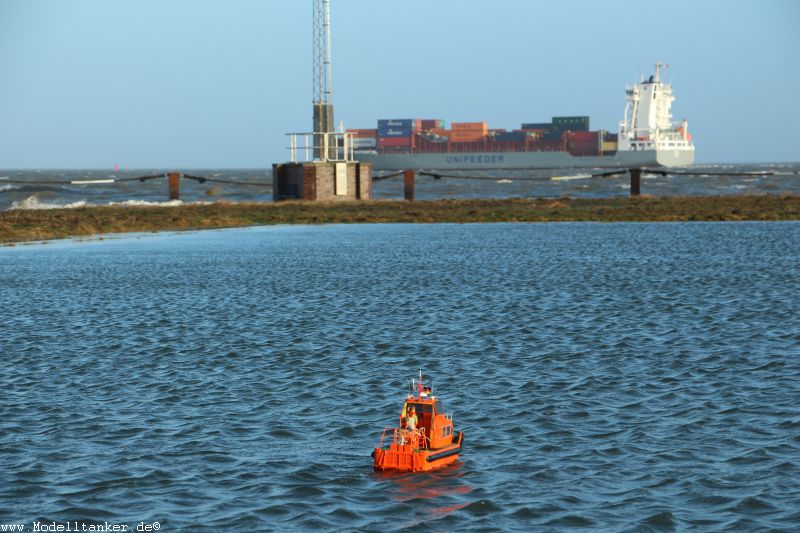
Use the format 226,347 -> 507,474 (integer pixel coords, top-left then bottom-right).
2,195 -> 799,244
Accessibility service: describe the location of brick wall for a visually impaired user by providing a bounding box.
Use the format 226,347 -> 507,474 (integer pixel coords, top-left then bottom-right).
273,162 -> 372,201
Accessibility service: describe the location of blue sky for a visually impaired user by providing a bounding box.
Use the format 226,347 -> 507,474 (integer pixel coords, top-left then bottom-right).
1,0 -> 797,169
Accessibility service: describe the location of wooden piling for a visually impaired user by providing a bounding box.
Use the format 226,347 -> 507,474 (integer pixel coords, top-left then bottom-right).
168,172 -> 180,200
630,168 -> 641,197
404,170 -> 415,201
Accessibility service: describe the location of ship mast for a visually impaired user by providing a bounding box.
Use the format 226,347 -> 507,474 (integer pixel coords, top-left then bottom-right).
653,61 -> 670,83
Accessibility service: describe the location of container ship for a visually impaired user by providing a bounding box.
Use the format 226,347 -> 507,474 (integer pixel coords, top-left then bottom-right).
348,64 -> 694,171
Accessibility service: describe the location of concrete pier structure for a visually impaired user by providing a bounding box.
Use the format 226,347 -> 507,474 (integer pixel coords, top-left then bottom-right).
272,161 -> 372,201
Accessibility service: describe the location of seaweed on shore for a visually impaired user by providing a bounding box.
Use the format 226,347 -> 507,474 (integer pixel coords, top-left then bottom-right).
1,195 -> 799,244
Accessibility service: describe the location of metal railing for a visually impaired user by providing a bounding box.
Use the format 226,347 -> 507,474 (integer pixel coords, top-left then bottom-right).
286,131 -> 355,163
377,426 -> 429,450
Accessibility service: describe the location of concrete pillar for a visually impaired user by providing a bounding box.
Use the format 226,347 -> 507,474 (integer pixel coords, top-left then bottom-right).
354,162 -> 372,200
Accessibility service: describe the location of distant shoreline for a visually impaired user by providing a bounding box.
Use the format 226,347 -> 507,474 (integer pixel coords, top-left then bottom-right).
2,195 -> 799,245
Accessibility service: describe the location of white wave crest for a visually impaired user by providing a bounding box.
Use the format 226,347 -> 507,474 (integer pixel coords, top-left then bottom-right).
551,174 -> 592,181
0,184 -> 20,192
9,196 -> 212,210
107,199 -> 187,207
10,196 -> 89,210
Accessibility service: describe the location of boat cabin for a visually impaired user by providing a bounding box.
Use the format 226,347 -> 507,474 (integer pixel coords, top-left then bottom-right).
400,397 -> 455,450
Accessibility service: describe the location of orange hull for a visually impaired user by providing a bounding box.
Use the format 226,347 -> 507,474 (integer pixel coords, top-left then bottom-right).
373,432 -> 463,472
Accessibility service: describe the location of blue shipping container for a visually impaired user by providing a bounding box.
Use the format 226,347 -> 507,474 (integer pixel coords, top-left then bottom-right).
542,129 -> 565,141
377,127 -> 413,138
495,132 -> 528,142
521,122 -> 551,130
378,119 -> 414,129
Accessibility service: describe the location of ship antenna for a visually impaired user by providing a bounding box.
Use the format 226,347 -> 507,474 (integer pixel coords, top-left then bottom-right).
654,62 -> 668,83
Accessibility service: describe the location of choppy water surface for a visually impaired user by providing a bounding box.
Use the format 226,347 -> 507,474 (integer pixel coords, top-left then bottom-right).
1,222 -> 799,531
1,162 -> 799,209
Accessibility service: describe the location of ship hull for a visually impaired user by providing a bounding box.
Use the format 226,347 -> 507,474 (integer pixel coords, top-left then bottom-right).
355,149 -> 694,171
372,431 -> 464,472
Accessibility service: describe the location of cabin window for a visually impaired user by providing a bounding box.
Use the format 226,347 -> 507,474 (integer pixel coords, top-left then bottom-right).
405,403 -> 432,414
442,426 -> 452,437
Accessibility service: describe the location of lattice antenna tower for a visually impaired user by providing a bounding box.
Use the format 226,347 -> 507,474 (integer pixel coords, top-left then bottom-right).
312,0 -> 334,138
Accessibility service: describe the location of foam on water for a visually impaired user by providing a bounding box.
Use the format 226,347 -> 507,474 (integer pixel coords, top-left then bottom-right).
9,195 -> 210,210
106,199 -> 195,207
550,174 -> 592,181
10,196 -> 90,209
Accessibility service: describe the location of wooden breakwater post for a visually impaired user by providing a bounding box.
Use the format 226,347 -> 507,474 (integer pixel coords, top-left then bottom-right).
168,172 -> 181,200
404,170 -> 415,201
630,168 -> 641,197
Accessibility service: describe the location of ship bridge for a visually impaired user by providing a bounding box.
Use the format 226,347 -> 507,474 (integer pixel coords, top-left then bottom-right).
618,63 -> 695,153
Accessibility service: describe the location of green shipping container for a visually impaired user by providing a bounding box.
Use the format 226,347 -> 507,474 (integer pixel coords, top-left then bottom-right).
552,116 -> 590,131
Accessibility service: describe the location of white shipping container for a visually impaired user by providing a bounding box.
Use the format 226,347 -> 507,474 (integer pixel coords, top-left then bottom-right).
352,137 -> 377,148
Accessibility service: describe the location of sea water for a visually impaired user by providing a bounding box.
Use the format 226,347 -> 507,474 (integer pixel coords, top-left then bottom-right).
1,222 -> 799,531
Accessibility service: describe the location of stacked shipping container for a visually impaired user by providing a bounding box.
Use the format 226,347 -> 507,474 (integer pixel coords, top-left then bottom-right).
552,116 -> 590,131
450,122 -> 488,143
567,130 -> 600,156
346,128 -> 378,148
377,119 -> 415,148
350,115 -> 617,156
494,131 -> 529,142
420,119 -> 445,130
602,133 -> 619,153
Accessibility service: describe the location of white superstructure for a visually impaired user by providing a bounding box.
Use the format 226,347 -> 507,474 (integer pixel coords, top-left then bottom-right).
618,63 -> 694,155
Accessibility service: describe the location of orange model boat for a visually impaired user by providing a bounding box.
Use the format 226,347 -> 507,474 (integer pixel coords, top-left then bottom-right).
372,371 -> 464,472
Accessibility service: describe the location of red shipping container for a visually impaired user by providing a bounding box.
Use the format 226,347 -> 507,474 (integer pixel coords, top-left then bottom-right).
450,133 -> 485,142
571,131 -> 599,141
452,122 -> 488,132
378,136 -> 414,148
347,128 -> 378,138
420,119 -> 443,130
